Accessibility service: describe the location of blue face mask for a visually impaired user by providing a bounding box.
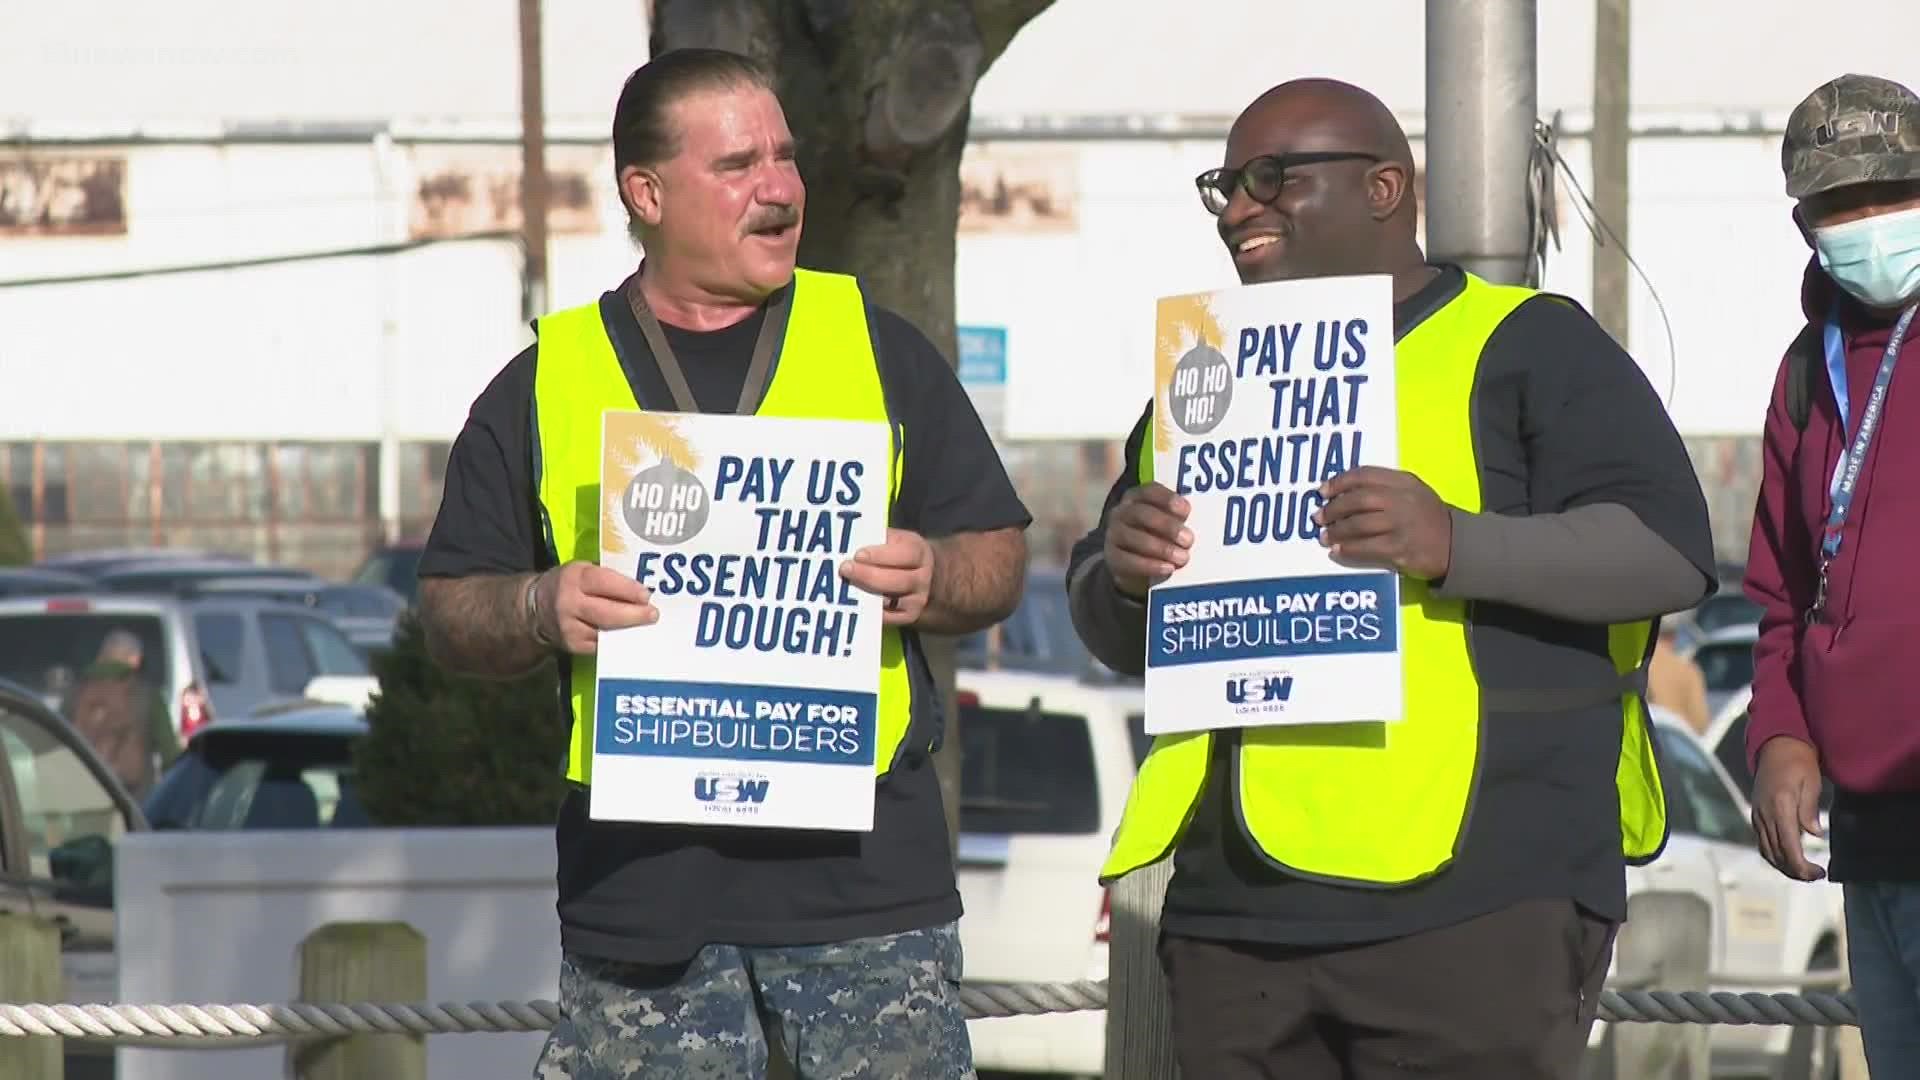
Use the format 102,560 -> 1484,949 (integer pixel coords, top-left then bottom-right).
1813,204 -> 1920,310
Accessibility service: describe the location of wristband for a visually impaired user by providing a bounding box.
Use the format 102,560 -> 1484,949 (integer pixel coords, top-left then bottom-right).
524,573 -> 557,649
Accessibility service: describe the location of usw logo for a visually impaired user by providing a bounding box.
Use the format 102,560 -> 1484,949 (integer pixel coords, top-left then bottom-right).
1225,675 -> 1294,705
693,776 -> 771,804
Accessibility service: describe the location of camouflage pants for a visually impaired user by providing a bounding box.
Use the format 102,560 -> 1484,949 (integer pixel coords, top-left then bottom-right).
531,922 -> 975,1080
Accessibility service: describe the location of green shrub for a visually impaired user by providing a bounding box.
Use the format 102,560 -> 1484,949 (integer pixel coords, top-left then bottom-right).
352,610 -> 568,826
0,490 -> 30,566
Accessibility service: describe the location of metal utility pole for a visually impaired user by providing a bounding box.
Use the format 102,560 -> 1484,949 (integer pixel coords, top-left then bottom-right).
518,0 -> 551,321
1424,0 -> 1538,287
1592,0 -> 1631,343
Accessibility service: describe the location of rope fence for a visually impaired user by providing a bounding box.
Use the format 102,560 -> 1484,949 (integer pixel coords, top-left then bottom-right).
0,977 -> 1861,1046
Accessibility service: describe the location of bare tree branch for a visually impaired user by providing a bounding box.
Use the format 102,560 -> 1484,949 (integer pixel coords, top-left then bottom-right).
650,0 -> 773,62
864,5 -> 982,168
971,0 -> 1055,70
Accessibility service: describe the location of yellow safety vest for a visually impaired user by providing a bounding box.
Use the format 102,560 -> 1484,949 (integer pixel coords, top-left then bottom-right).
530,267 -> 916,786
1101,273 -> 1669,887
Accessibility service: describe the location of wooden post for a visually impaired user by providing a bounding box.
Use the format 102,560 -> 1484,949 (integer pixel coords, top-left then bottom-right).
290,921 -> 426,1080
515,0 -> 550,321
1609,892 -> 1710,1080
1104,859 -> 1180,1080
1591,0 -> 1632,345
0,913 -> 61,1080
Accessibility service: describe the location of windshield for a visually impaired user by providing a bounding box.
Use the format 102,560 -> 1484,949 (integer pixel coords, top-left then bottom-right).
144,729 -> 368,830
317,586 -> 405,620
1692,641 -> 1755,694
1692,593 -> 1762,634
354,548 -> 422,602
959,700 -> 1099,835
106,565 -> 296,593
1128,712 -> 1151,767
0,612 -> 174,709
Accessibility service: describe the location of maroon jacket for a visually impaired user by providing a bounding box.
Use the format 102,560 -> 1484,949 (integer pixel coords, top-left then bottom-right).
1745,258 -> 1920,794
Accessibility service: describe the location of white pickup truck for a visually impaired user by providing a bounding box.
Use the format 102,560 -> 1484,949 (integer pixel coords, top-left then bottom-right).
950,668 -> 1845,1080
954,668 -> 1142,1079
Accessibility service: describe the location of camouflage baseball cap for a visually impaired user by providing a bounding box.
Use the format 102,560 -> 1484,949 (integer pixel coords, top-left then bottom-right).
1783,74 -> 1920,199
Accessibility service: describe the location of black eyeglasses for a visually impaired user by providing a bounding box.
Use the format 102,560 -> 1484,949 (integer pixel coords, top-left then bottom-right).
1194,151 -> 1382,215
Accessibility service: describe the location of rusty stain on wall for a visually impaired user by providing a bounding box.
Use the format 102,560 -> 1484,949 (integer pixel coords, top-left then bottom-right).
960,144 -> 1078,235
406,144 -> 603,241
0,155 -> 128,236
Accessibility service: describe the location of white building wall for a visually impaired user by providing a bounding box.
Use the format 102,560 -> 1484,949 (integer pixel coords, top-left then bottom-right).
2,0 -> 1915,450
962,130 -> 1820,443
0,128 -> 1841,445
12,1 -> 1916,133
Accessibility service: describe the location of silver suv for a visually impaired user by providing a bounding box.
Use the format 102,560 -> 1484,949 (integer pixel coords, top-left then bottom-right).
0,593 -> 370,742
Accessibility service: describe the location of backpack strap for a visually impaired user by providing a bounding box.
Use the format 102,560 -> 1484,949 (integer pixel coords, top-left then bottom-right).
1785,321 -> 1824,432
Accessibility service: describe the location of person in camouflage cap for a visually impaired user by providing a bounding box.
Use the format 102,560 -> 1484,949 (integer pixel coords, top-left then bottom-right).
1781,73 -> 1920,308
1783,74 -> 1920,203
1746,72 -> 1920,1078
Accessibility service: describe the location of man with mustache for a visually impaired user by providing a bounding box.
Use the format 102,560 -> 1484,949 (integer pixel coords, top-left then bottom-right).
1067,78 -> 1714,1078
414,48 -> 1031,1079
1744,73 -> 1920,1076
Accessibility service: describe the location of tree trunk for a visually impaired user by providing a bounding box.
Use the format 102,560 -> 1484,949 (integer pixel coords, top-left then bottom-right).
650,0 -> 1054,855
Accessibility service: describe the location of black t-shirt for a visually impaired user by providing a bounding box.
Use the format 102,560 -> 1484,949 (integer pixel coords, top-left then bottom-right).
1074,265 -> 1715,945
419,272 -> 1032,965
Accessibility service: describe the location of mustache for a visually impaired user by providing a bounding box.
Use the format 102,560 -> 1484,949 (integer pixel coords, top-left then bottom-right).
745,206 -> 801,234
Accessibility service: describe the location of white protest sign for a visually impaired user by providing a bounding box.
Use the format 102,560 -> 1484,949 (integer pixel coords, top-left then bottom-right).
1144,273 -> 1403,733
592,410 -> 891,831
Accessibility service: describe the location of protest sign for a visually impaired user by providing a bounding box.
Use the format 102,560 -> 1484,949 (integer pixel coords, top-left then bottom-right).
591,410 -> 891,831
1144,273 -> 1403,733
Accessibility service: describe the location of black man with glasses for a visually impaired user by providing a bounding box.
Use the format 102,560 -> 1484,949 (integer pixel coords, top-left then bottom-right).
1065,77 -> 1715,1080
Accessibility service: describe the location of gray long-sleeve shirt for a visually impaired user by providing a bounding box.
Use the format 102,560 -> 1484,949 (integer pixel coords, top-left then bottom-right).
1068,266 -> 1718,949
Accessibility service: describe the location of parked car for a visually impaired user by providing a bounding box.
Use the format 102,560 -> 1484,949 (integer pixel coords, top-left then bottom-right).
36,547 -> 249,578
957,563 -> 1127,683
1586,710 -> 1844,1079
182,576 -> 405,657
352,540 -> 425,603
0,567 -> 95,598
954,668 -> 1141,1079
955,677 -> 1838,1079
144,701 -> 370,831
1684,623 -> 1760,719
1674,588 -> 1763,650
0,593 -> 371,740
0,676 -> 149,1080
92,559 -> 317,596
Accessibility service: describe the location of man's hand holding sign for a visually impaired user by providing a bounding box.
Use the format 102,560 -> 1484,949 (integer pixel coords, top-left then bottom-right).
839,528 -> 935,625
1314,465 -> 1453,581
530,526 -> 938,655
1104,464 -> 1457,600
1102,484 -> 1194,599
530,562 -> 660,654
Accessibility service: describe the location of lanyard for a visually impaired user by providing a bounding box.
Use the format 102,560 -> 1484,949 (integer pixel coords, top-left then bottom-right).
624,277 -> 787,414
1811,301 -> 1918,620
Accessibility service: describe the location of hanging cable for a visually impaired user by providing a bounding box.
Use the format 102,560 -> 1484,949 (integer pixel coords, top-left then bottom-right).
1527,116 -> 1679,407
